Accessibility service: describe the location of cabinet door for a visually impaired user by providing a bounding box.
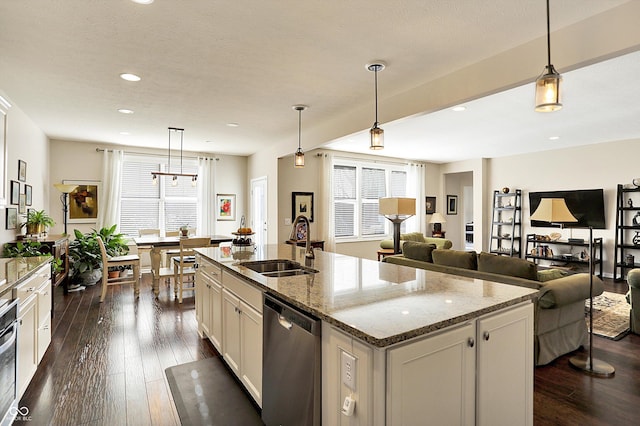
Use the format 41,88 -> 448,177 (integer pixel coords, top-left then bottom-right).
209,279 -> 223,353
477,303 -> 533,426
195,267 -> 204,335
17,295 -> 38,400
239,300 -> 262,407
387,322 -> 475,426
201,276 -> 213,338
222,288 -> 241,377
36,279 -> 52,362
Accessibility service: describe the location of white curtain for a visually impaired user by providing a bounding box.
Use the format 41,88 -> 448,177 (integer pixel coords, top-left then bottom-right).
319,152 -> 335,251
197,157 -> 216,236
406,162 -> 426,235
97,149 -> 124,230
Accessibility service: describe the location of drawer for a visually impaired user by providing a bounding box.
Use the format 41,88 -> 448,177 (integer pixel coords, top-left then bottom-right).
15,263 -> 51,307
223,271 -> 263,313
199,261 -> 222,283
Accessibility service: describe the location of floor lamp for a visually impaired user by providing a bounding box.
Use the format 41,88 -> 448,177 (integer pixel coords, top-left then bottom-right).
379,198 -> 416,254
531,198 -> 614,377
53,183 -> 78,236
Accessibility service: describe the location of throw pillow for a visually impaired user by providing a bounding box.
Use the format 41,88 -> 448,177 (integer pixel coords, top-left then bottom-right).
537,268 -> 569,282
402,242 -> 437,263
477,252 -> 538,280
400,232 -> 426,242
432,249 -> 478,270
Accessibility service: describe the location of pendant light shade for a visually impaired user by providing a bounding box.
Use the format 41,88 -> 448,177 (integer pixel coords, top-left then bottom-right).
535,0 -> 562,112
367,62 -> 386,150
293,105 -> 307,168
150,127 -> 198,184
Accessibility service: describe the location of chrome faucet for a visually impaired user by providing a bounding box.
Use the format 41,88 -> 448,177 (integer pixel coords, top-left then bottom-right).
292,215 -> 314,259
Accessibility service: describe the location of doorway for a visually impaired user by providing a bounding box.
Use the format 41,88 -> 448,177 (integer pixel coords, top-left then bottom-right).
251,177 -> 267,247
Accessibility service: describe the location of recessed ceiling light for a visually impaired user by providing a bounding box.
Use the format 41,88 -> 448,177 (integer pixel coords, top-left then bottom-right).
451,106 -> 466,112
205,140 -> 214,143
226,122 -> 239,127
131,0 -> 154,4
120,131 -> 131,135
120,73 -> 141,82
549,136 -> 560,140
118,108 -> 134,114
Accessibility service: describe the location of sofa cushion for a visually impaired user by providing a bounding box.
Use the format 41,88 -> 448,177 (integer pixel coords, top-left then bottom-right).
402,242 -> 437,263
537,268 -> 569,282
432,249 -> 477,270
477,252 -> 538,281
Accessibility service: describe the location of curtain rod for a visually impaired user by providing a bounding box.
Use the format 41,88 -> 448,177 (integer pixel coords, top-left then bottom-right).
96,147 -> 218,161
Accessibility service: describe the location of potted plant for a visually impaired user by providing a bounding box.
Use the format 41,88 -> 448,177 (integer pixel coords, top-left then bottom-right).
22,209 -> 55,236
3,240 -> 62,274
69,225 -> 131,285
180,225 -> 189,237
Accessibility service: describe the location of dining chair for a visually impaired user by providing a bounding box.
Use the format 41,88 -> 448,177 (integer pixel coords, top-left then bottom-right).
137,228 -> 159,269
172,237 -> 211,303
164,228 -> 197,267
97,236 -> 141,302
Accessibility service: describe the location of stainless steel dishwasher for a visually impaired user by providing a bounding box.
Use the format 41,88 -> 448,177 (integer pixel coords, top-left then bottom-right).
262,293 -> 321,426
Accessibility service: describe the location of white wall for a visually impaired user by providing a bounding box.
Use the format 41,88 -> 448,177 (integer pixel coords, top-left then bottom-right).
0,101 -> 49,247
48,139 -> 247,237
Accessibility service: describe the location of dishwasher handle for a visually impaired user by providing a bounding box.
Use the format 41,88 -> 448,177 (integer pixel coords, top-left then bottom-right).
264,293 -> 321,336
278,315 -> 293,330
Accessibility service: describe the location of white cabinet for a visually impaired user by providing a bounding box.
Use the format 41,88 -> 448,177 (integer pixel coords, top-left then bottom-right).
196,258 -> 223,351
387,302 -> 533,426
222,272 -> 263,407
15,263 -> 52,400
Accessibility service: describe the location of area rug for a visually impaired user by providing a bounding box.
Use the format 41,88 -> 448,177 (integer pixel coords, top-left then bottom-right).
585,291 -> 630,340
165,356 -> 262,426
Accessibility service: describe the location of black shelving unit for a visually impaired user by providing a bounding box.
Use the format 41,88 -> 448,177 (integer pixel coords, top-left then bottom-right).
489,189 -> 521,257
525,234 -> 603,278
613,183 -> 640,281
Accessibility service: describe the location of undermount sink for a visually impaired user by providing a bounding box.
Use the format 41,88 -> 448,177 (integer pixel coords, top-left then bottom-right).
241,259 -> 318,277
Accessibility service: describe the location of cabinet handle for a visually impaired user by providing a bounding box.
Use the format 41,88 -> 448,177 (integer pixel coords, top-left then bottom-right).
483,331 -> 490,341
27,287 -> 36,292
467,337 -> 475,348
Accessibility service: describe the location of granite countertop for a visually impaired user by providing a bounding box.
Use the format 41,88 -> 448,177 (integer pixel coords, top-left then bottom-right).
195,245 -> 537,348
0,256 -> 52,298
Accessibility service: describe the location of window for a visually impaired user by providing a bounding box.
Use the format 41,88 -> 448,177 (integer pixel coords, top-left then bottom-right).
333,160 -> 408,239
119,155 -> 198,237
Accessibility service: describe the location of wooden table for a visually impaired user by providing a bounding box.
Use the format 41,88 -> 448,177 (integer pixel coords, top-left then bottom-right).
134,235 -> 232,297
285,239 -> 325,251
377,248 -> 396,261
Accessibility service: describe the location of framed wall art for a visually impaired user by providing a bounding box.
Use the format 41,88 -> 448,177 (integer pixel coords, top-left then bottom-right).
447,195 -> 458,215
10,180 -> 19,205
24,184 -> 32,206
63,180 -> 101,223
18,159 -> 26,182
216,194 -> 236,221
0,106 -> 7,207
425,196 -> 436,215
292,192 -> 314,222
6,207 -> 17,230
18,193 -> 26,214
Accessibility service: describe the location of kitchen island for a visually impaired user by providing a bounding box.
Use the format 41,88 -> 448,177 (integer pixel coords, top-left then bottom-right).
194,244 -> 537,425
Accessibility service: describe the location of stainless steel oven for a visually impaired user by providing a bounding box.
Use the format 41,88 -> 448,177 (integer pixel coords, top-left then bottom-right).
0,298 -> 18,426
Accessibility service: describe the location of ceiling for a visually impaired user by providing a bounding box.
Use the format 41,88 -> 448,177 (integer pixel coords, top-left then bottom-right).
0,0 -> 637,162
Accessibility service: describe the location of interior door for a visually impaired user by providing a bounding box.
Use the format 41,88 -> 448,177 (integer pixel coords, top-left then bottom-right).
251,177 -> 267,246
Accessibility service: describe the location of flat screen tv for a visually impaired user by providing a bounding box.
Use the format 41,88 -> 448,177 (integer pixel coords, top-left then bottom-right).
529,189 -> 606,229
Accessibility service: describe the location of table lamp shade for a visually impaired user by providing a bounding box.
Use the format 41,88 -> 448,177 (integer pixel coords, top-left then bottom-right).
530,198 -> 578,223
379,198 -> 416,217
429,212 -> 447,224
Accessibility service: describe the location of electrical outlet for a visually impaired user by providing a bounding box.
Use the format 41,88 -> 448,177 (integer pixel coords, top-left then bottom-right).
341,351 -> 357,390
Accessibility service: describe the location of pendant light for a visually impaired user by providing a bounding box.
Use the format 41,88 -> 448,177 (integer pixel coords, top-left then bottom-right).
151,127 -> 198,185
293,105 -> 307,168
367,62 -> 386,150
535,0 -> 562,112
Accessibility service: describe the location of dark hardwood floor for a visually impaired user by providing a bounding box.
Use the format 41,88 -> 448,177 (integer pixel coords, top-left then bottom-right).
15,274 -> 640,425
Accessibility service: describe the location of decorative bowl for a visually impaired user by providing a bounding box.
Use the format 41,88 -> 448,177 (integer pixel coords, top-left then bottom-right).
549,232 -> 561,241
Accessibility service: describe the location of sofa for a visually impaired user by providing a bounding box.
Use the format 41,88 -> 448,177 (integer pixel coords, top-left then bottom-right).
383,241 -> 604,366
380,232 -> 453,251
627,269 -> 640,334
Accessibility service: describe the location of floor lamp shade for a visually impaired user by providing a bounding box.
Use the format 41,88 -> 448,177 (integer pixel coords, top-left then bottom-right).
530,198 -> 577,223
379,198 -> 416,254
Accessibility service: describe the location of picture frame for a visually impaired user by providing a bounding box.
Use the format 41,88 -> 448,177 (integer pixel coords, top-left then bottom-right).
18,159 -> 26,182
216,194 -> 236,221
447,195 -> 458,215
18,193 -> 26,214
292,191 -> 314,222
0,107 -> 7,207
24,184 -> 32,206
10,180 -> 19,205
6,207 -> 17,230
63,180 -> 100,223
425,196 -> 436,215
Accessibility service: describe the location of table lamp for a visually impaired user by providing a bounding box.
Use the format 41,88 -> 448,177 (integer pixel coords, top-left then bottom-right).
53,183 -> 78,236
429,212 -> 447,236
530,197 -> 614,377
379,198 -> 416,254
